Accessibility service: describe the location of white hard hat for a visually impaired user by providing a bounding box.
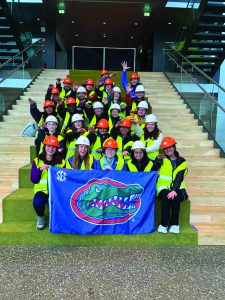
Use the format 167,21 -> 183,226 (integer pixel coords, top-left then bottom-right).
77,86 -> 86,93
71,114 -> 84,123
131,140 -> 146,151
113,86 -> 121,93
145,114 -> 158,123
137,101 -> 148,110
93,101 -> 103,109
110,103 -> 121,111
75,136 -> 90,146
135,85 -> 145,93
45,116 -> 58,124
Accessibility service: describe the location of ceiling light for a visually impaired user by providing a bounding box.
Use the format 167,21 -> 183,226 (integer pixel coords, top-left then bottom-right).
103,34 -> 107,38
134,22 -> 138,26
71,20 -> 75,23
168,22 -> 172,25
37,18 -> 40,21
102,21 -> 106,25
130,36 -> 134,39
75,34 -> 79,37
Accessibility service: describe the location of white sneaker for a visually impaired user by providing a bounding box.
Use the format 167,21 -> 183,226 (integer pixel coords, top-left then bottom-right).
158,225 -> 168,233
169,225 -> 180,234
36,216 -> 45,230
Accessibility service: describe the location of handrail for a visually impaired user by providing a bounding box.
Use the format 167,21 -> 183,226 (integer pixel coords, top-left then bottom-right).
0,47 -> 43,84
164,42 -> 225,94
0,38 -> 43,69
163,49 -> 225,113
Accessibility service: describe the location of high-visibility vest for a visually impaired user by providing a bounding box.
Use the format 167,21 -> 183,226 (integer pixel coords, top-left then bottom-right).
141,136 -> 159,160
66,154 -> 94,170
127,160 -> 153,172
116,135 -> 133,160
33,157 -> 65,195
156,158 -> 187,195
66,132 -> 89,160
59,88 -> 72,100
60,111 -> 71,135
38,134 -> 64,155
99,156 -> 125,170
91,136 -> 103,160
89,115 -> 97,128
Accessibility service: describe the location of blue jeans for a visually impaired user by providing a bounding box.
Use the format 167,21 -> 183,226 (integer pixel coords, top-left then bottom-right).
33,191 -> 48,216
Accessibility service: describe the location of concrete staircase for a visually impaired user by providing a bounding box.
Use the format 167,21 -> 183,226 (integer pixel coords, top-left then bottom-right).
0,69 -> 68,223
140,72 -> 225,245
0,69 -> 224,245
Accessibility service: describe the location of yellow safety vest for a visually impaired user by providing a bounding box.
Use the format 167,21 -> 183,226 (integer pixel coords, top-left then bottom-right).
33,157 -> 65,195
91,136 -> 103,160
127,160 -> 153,172
116,135 -> 133,160
60,111 -> 71,135
66,154 -> 94,170
140,135 -> 159,160
59,88 -> 72,100
156,158 -> 187,195
99,156 -> 125,170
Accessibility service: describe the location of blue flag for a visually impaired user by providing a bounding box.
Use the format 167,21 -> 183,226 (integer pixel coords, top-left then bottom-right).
49,167 -> 158,235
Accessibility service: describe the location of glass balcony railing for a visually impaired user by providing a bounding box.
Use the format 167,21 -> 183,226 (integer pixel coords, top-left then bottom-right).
0,38 -> 44,118
163,43 -> 225,154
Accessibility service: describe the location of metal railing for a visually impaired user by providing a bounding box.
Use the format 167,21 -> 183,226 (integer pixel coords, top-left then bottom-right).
163,43 -> 225,155
0,38 -> 45,118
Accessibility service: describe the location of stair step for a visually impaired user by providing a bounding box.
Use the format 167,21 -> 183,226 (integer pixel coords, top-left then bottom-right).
194,32 -> 225,40
191,41 -> 225,48
198,23 -> 225,32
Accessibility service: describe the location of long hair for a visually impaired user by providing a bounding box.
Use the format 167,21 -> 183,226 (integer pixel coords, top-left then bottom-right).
144,123 -> 160,140
38,146 -> 63,165
72,146 -> 91,170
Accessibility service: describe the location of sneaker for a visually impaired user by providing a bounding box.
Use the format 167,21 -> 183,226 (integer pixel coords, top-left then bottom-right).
169,225 -> 180,234
36,216 -> 45,230
158,224 -> 168,233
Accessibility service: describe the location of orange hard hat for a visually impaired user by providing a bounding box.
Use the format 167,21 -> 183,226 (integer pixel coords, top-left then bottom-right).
63,77 -> 72,84
130,72 -> 139,80
119,119 -> 132,128
96,118 -> 109,129
103,138 -> 118,149
66,97 -> 76,105
43,135 -> 59,147
104,78 -> 113,85
43,100 -> 54,108
86,78 -> 94,85
51,87 -> 60,94
161,136 -> 177,149
101,70 -> 108,76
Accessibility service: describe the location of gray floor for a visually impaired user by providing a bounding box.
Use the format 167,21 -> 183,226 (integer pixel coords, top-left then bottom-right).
0,246 -> 224,300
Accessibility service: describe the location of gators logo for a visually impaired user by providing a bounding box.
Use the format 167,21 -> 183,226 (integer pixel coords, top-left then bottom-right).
71,178 -> 143,225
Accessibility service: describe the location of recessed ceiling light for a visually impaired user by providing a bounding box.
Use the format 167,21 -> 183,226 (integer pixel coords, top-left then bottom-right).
37,18 -> 40,21
19,21 -> 23,24
72,20 -> 75,24
75,34 -> 79,37
168,22 -> 172,25
102,21 -> 106,25
130,36 -> 134,39
134,22 -> 138,26
103,33 -> 107,38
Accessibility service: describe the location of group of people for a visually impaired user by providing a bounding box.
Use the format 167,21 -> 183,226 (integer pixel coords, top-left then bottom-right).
29,62 -> 188,234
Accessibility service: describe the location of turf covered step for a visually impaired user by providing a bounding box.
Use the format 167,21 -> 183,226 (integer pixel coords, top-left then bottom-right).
0,222 -> 197,246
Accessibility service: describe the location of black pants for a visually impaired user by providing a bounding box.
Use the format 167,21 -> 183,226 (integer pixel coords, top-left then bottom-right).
158,189 -> 188,227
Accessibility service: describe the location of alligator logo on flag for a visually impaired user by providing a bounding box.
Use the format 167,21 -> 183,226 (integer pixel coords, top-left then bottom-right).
49,167 -> 158,235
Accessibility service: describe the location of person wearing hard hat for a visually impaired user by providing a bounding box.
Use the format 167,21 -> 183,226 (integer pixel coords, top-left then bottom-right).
55,77 -> 76,100
87,119 -> 111,160
28,98 -> 59,136
96,77 -> 114,102
65,113 -> 88,160
110,117 -> 142,160
134,101 -> 151,128
57,97 -> 81,135
31,135 -> 65,230
82,78 -> 97,102
156,136 -> 188,234
141,114 -> 164,160
95,138 -> 126,171
108,103 -> 123,132
84,101 -> 108,129
126,141 -> 157,172
45,85 -> 60,102
129,85 -> 151,115
66,136 -> 97,170
104,86 -> 127,118
121,61 -> 140,100
35,115 -> 65,157
96,69 -> 117,91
